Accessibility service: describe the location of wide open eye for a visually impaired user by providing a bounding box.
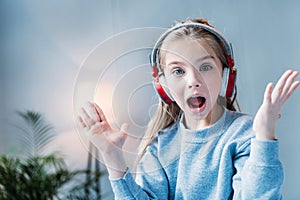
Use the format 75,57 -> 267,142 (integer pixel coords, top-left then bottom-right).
173,68 -> 185,76
199,65 -> 212,71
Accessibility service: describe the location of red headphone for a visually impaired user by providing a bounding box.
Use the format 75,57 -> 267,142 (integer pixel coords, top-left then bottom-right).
150,22 -> 237,104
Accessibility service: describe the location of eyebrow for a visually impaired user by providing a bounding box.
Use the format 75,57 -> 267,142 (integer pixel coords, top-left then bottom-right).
195,55 -> 215,62
166,55 -> 215,66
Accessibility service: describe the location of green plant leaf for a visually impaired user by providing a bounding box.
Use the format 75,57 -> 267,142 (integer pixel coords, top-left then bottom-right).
15,110 -> 56,157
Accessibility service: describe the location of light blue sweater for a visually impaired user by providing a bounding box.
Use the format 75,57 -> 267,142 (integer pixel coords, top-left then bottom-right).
110,109 -> 284,199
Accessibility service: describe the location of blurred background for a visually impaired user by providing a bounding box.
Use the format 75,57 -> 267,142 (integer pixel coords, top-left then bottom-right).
1,0 -> 299,199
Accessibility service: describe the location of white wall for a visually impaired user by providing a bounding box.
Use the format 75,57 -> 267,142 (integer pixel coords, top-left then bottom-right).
1,0 -> 300,199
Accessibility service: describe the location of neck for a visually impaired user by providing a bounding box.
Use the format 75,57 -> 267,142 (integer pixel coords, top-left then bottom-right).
184,104 -> 224,130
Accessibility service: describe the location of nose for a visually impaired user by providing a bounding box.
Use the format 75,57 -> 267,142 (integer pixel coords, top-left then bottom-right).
187,69 -> 202,88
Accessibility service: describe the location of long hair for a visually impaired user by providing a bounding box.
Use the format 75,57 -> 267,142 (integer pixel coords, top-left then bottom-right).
136,18 -> 238,162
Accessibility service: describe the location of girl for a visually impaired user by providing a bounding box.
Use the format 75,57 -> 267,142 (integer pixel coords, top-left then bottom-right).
78,18 -> 300,199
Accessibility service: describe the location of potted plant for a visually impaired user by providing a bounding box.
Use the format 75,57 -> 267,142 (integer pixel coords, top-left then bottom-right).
0,111 -> 105,199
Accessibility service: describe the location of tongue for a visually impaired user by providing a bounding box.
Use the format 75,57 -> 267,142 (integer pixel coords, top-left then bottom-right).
189,97 -> 205,108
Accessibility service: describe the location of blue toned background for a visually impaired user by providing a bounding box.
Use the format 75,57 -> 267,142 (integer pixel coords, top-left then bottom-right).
1,0 -> 299,199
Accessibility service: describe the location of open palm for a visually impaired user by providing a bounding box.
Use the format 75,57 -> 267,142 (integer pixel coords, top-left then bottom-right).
253,70 -> 300,140
78,102 -> 129,177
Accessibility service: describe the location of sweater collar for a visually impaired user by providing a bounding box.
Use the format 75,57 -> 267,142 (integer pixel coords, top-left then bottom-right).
178,108 -> 229,143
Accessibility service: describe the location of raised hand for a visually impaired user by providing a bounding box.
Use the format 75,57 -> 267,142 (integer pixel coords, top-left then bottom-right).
253,70 -> 300,140
78,102 -> 129,178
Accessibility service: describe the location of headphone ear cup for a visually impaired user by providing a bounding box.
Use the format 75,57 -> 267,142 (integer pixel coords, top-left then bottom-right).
153,76 -> 174,104
225,68 -> 237,97
220,67 -> 237,97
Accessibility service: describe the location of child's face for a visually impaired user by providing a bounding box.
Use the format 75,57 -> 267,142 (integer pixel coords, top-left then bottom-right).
162,38 -> 223,126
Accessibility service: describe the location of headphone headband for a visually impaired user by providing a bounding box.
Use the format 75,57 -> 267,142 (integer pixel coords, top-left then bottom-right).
150,22 -> 235,71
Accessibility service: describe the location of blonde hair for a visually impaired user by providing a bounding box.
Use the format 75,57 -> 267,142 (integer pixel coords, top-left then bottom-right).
137,18 -> 238,162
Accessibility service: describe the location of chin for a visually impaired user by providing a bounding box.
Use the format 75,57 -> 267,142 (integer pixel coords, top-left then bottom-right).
184,103 -> 210,119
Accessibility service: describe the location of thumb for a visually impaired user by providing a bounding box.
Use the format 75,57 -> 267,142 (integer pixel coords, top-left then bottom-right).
120,123 -> 130,134
116,123 -> 130,147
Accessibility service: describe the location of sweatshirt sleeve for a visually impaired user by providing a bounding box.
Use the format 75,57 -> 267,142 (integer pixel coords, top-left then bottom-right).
109,171 -> 149,200
233,138 -> 284,200
109,144 -> 169,200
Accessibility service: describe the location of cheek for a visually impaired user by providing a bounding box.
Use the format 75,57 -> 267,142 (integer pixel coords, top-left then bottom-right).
205,74 -> 223,97
167,82 -> 182,100
165,78 -> 184,102
212,78 -> 223,93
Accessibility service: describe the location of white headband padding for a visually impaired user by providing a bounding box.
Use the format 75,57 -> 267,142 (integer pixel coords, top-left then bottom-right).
220,68 -> 229,97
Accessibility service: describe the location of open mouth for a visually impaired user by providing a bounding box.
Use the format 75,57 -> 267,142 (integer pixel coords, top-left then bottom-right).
187,96 -> 206,110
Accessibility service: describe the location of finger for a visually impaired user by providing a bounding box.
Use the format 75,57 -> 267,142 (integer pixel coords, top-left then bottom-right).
93,103 -> 112,131
281,71 -> 299,99
77,116 -> 88,129
264,82 -> 274,104
93,103 -> 108,123
80,107 -> 95,127
87,101 -> 101,122
119,123 -> 130,146
272,70 -> 293,101
285,80 -> 300,101
120,123 -> 130,133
